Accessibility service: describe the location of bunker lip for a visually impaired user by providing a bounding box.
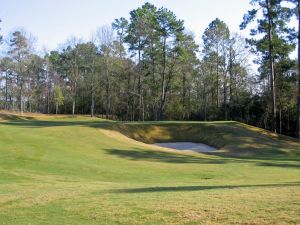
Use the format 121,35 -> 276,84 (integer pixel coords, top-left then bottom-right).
153,142 -> 217,153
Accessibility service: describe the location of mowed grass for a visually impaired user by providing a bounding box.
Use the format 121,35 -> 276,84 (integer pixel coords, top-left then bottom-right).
0,112 -> 299,224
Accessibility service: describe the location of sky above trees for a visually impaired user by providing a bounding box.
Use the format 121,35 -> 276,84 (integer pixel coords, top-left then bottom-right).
0,0 -> 254,52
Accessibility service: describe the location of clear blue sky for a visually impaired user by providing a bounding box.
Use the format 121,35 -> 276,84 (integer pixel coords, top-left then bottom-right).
0,0 -> 269,52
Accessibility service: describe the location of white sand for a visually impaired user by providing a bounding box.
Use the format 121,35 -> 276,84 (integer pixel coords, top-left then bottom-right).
153,142 -> 217,153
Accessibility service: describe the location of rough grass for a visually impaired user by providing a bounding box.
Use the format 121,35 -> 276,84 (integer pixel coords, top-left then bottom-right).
0,112 -> 299,224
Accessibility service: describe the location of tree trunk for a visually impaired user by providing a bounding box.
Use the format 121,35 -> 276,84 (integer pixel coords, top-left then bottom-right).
266,0 -> 277,133
142,95 -> 145,121
224,71 -> 227,120
150,44 -> 157,121
5,71 -> 8,110
91,90 -> 95,117
105,57 -> 110,119
12,96 -> 15,111
90,68 -> 95,118
29,97 -> 31,113
216,49 -> 219,109
159,37 -> 167,120
28,82 -> 31,113
136,40 -> 143,121
72,98 -> 75,116
105,78 -> 109,119
182,73 -> 186,120
187,87 -> 191,120
279,108 -> 282,134
20,80 -> 23,115
203,83 -> 207,121
47,85 -> 50,114
229,45 -> 233,120
287,108 -> 290,133
297,0 -> 300,138
126,70 -> 131,121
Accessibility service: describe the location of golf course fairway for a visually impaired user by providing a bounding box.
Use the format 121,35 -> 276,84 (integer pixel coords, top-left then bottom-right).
0,112 -> 299,224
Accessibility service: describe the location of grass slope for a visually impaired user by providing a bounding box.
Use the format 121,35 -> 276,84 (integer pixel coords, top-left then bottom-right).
0,112 -> 299,224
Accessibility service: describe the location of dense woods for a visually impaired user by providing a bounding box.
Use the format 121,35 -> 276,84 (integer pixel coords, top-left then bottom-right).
0,1 -> 299,137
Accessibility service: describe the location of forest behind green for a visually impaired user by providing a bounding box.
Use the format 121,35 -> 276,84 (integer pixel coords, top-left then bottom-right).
0,0 -> 299,137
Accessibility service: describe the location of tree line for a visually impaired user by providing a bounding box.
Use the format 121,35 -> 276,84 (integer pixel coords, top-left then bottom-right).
0,1 -> 299,137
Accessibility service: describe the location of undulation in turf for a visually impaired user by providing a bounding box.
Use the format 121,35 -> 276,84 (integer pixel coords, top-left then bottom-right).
0,112 -> 299,224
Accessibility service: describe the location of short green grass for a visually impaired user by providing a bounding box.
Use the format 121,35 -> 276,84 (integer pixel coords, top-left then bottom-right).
0,113 -> 299,224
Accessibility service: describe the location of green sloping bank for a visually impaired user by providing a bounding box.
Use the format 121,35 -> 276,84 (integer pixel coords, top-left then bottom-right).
114,121 -> 300,158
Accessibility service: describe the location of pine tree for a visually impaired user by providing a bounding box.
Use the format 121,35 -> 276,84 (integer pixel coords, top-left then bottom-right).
202,18 -> 230,118
8,31 -> 30,114
240,0 -> 295,133
285,0 -> 300,137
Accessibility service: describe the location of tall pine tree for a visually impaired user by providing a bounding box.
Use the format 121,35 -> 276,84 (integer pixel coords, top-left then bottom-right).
241,0 -> 295,133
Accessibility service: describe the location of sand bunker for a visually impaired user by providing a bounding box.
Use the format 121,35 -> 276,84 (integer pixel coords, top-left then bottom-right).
153,142 -> 217,153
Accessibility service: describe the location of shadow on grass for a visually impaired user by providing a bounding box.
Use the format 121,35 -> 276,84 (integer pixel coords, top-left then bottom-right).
104,148 -> 228,164
205,150 -> 300,162
108,182 -> 300,193
104,148 -> 300,168
256,162 -> 300,168
0,113 -> 35,121
0,120 -> 113,129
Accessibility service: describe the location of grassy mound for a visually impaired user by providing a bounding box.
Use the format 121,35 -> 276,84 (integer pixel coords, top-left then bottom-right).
115,121 -> 300,158
0,112 -> 299,224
